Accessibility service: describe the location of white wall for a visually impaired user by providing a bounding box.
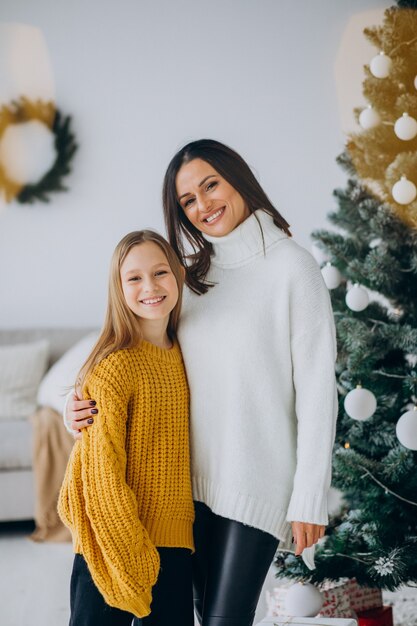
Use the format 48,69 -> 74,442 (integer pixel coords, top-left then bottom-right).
0,0 -> 390,328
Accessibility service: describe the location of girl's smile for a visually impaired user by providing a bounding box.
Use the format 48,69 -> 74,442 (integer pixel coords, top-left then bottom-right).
140,295 -> 166,306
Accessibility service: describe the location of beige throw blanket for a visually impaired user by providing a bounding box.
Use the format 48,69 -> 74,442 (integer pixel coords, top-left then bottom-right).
30,406 -> 74,542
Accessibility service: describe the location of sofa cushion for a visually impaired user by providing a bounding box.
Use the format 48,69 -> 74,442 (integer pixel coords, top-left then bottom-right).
0,340 -> 49,420
37,332 -> 99,414
0,418 -> 32,469
0,328 -> 97,367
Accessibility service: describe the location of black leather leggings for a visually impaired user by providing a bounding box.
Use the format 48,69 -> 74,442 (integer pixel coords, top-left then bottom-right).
192,502 -> 278,626
69,549 -> 194,626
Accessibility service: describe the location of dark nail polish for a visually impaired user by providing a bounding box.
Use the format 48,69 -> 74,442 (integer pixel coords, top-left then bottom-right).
87,418 -> 94,424
89,400 -> 96,406
91,408 -> 98,414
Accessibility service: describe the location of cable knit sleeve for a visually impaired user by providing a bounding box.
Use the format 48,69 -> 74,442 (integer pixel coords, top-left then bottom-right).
58,352 -> 160,617
286,250 -> 338,525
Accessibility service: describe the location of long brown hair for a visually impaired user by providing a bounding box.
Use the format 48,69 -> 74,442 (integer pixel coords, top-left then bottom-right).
76,230 -> 184,394
163,139 -> 291,295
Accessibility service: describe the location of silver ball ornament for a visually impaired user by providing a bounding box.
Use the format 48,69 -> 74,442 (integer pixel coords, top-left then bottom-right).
394,113 -> 417,141
321,263 -> 342,290
344,386 -> 377,421
284,582 -> 323,618
359,106 -> 381,130
346,284 -> 369,312
396,408 -> 417,450
392,176 -> 417,205
370,52 -> 392,78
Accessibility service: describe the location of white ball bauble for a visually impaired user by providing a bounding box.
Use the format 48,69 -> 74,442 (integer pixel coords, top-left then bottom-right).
0,120 -> 56,185
394,113 -> 417,141
344,387 -> 377,421
346,284 -> 369,312
414,75 -> 417,90
392,176 -> 417,205
321,263 -> 342,290
370,52 -> 392,78
359,106 -> 381,130
396,408 -> 417,450
284,582 -> 323,618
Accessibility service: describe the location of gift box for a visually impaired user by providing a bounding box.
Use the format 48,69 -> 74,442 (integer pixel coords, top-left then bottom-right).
318,579 -> 354,618
356,606 -> 393,626
257,618 -> 358,625
346,579 -> 383,612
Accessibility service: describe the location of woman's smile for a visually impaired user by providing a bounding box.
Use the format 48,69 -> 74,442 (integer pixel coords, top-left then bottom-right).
203,206 -> 226,224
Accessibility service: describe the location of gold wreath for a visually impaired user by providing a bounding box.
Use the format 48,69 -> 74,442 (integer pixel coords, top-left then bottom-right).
0,98 -> 56,202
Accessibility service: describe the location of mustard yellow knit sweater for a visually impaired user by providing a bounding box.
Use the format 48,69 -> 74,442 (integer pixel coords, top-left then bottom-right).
58,340 -> 194,618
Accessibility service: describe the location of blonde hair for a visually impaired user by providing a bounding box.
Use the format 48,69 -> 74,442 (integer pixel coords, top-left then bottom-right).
76,230 -> 185,394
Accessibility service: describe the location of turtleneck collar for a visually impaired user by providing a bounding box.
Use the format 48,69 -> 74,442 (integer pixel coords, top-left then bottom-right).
202,209 -> 288,268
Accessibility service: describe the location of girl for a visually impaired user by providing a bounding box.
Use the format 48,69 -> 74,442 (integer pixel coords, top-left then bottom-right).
66,140 -> 338,626
58,230 -> 195,626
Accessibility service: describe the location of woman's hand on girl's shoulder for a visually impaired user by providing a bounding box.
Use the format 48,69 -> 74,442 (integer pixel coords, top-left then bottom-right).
291,520 -> 325,556
67,393 -> 98,440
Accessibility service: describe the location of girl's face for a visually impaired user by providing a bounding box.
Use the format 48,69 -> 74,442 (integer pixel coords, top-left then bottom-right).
120,242 -> 179,327
176,158 -> 250,237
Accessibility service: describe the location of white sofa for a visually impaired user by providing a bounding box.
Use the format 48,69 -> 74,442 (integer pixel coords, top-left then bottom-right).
0,328 -> 94,522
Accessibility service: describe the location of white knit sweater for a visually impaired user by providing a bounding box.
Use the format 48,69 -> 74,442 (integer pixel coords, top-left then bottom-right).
177,210 -> 338,547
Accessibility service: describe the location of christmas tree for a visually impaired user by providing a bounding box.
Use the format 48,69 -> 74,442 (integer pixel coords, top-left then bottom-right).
275,2 -> 417,591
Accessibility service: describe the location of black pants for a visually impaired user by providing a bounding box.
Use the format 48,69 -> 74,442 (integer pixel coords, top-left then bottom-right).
192,502 -> 279,626
69,548 -> 194,626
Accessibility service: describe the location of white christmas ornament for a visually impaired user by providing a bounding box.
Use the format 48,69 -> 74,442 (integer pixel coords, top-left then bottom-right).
394,113 -> 417,141
0,119 -> 56,185
284,582 -> 323,618
370,52 -> 392,78
359,106 -> 381,129
406,352 -> 417,368
392,176 -> 417,205
414,75 -> 417,90
344,386 -> 377,421
321,263 -> 342,290
346,284 -> 369,312
396,407 -> 417,450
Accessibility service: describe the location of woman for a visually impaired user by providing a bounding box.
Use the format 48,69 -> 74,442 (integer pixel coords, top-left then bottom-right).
67,139 -> 338,626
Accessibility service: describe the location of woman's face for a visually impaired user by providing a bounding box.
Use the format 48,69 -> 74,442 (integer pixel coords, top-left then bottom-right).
175,158 -> 250,237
